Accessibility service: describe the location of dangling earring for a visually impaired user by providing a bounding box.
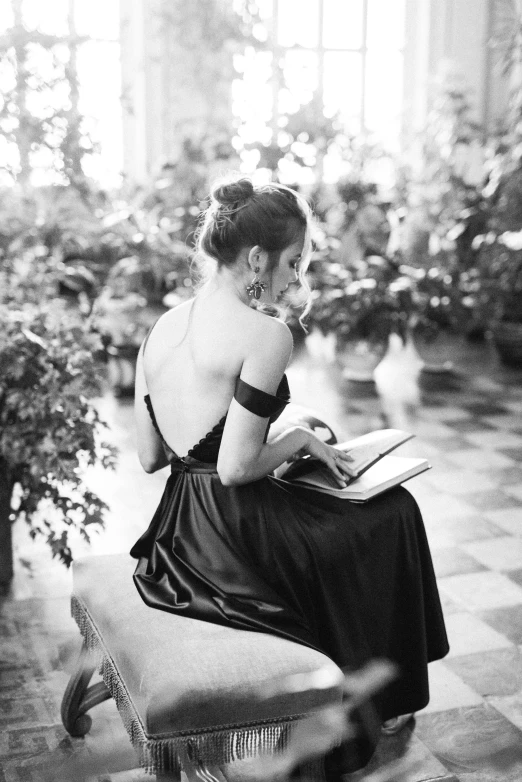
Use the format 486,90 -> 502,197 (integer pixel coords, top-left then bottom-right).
246,266 -> 267,300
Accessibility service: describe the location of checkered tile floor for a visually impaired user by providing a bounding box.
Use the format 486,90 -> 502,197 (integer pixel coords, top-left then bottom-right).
1,334 -> 522,781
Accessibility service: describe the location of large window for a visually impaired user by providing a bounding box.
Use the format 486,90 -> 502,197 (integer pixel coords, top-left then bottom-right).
0,0 -> 121,187
233,0 -> 406,182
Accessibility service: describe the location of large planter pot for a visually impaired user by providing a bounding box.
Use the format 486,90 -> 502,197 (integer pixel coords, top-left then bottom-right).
491,321 -> 522,367
0,468 -> 14,588
413,329 -> 462,391
334,338 -> 386,383
95,294 -> 168,397
107,343 -> 141,397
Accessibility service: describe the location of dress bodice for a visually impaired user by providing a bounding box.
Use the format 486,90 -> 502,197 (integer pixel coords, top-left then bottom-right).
144,374 -> 290,464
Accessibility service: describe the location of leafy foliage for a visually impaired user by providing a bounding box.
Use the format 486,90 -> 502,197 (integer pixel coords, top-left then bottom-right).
462,1 -> 522,328
247,93 -> 344,181
0,302 -> 117,566
0,9 -> 97,186
0,184 -> 111,308
307,254 -> 462,347
301,164 -> 466,347
94,181 -> 198,307
473,233 -> 522,322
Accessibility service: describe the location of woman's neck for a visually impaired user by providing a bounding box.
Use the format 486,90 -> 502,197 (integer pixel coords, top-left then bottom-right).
200,266 -> 251,306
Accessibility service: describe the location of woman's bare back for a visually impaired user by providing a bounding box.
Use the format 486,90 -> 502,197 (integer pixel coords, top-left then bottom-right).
142,292 -> 261,457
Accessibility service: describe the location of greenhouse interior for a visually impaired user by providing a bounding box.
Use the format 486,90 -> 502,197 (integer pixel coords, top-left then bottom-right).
1,0 -> 522,781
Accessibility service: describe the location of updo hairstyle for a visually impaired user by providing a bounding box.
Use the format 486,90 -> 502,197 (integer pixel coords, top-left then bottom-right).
196,176 -> 312,275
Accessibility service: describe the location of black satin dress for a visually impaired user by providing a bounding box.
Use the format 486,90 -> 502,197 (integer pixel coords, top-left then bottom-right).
130,374 -> 449,768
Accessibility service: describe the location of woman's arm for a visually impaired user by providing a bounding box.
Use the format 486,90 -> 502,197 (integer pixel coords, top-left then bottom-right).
134,344 -> 169,473
220,420 -> 352,487
217,319 -> 353,486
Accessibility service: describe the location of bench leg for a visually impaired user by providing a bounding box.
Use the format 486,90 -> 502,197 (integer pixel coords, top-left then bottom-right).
175,764 -> 228,782
157,762 -> 228,781
61,639 -> 111,736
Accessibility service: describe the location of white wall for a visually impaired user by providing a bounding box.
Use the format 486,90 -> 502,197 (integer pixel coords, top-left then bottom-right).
403,0 -> 510,138
120,0 -> 148,181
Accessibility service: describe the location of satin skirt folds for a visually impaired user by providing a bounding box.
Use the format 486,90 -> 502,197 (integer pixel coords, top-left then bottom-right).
130,460 -> 449,722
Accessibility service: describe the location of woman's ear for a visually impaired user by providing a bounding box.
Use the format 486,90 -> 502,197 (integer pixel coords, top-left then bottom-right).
247,245 -> 269,274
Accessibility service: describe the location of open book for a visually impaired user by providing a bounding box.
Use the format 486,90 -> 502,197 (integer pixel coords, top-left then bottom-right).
282,428 -> 430,502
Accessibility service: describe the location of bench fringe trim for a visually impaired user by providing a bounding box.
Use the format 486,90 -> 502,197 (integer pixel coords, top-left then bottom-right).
70,596 -> 322,777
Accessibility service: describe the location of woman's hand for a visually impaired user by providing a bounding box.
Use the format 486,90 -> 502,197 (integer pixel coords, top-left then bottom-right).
302,431 -> 356,487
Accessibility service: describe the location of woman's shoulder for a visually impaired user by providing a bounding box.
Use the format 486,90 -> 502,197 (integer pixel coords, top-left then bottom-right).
234,309 -> 293,382
145,299 -> 193,337
159,298 -> 194,325
146,295 -> 292,362
243,306 -> 293,352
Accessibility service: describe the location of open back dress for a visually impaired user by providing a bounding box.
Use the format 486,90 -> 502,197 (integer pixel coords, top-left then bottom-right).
130,327 -> 449,770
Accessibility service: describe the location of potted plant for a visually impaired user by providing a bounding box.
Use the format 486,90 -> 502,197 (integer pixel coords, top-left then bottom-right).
92,182 -> 198,395
309,257 -> 447,375
467,0 -> 522,364
468,143 -> 522,364
305,181 -> 464,380
0,301 -> 117,587
474,228 -> 522,364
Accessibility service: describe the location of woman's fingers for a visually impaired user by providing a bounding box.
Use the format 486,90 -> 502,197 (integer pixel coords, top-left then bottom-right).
327,457 -> 349,487
334,450 -> 358,477
309,441 -> 357,486
328,464 -> 346,487
337,450 -> 356,464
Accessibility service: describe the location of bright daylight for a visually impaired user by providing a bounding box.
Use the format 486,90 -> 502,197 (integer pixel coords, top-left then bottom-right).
1,2 -> 522,782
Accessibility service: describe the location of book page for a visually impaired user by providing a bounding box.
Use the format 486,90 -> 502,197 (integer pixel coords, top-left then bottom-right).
334,429 -> 413,475
279,428 -> 414,483
295,456 -> 430,501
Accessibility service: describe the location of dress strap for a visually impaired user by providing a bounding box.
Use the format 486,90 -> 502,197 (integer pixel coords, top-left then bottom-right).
234,376 -> 289,418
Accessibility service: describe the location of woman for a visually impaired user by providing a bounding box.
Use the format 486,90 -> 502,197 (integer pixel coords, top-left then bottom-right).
130,177 -> 449,776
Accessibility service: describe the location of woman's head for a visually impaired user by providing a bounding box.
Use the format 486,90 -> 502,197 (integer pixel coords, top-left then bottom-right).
195,176 -> 313,313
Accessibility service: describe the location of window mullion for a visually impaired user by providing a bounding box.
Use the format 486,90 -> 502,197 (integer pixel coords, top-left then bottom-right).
361,0 -> 368,133
272,0 -> 280,137
317,0 -> 324,110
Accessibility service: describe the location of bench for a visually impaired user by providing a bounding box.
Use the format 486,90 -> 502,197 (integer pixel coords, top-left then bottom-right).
61,553 -> 344,780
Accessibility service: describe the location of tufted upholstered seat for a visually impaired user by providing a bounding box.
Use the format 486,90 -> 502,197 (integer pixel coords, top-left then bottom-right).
61,553 -> 344,779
